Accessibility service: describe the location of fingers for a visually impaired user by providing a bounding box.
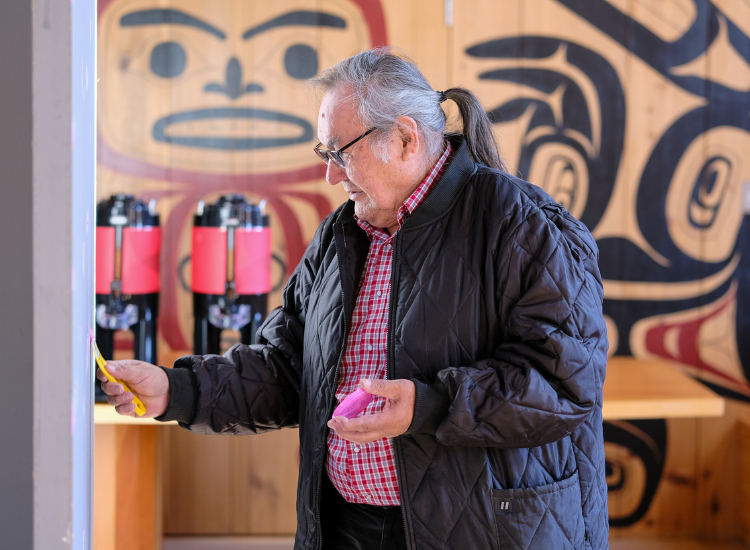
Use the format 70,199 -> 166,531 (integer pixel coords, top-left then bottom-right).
333,429 -> 382,444
104,359 -> 137,378
108,390 -> 134,408
99,377 -> 123,396
335,413 -> 388,434
360,379 -> 415,402
360,378 -> 396,398
115,402 -> 137,417
327,418 -> 383,444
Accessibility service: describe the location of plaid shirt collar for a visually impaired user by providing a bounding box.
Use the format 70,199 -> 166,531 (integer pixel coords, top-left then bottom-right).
355,141 -> 452,239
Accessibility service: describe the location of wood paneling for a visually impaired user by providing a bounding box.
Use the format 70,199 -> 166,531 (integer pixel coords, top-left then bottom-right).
740,421 -> 750,544
94,424 -> 162,550
608,400 -> 750,540
163,427 -> 299,535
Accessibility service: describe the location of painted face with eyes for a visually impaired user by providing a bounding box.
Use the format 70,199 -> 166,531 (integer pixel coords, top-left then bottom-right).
98,0 -> 370,173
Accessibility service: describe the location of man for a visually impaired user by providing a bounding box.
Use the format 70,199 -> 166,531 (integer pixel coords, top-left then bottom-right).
100,48 -> 609,549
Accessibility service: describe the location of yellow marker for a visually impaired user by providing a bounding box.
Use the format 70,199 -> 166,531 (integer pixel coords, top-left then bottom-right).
91,337 -> 146,417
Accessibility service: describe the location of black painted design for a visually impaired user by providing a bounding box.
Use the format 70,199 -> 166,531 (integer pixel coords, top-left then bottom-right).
604,420 -> 666,527
150,41 -> 186,79
121,9 -> 226,39
242,10 -> 346,40
284,44 -> 319,79
467,36 -> 623,232
152,107 -> 314,150
204,58 -> 263,99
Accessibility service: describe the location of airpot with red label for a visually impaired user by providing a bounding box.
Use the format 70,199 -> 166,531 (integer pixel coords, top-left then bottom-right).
95,194 -> 161,400
192,195 -> 271,355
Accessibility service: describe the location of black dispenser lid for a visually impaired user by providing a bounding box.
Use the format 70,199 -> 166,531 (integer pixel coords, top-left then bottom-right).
96,194 -> 160,227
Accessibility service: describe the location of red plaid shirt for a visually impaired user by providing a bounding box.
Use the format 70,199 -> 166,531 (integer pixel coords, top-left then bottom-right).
326,142 -> 452,506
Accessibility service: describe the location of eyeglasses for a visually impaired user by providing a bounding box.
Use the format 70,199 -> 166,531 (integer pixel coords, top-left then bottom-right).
313,127 -> 377,169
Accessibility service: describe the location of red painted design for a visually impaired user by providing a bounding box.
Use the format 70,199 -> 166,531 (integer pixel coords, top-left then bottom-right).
644,284 -> 750,390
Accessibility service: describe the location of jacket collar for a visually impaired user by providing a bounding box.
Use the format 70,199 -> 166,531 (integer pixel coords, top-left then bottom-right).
335,134 -> 477,227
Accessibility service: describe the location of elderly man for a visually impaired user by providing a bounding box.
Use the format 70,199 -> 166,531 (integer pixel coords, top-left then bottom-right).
100,48 -> 609,549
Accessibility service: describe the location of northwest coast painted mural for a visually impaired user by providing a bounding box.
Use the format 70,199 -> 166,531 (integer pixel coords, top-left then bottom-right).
97,0 -> 750,530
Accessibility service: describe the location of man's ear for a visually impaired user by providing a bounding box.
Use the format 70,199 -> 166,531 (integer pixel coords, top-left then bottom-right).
395,116 -> 420,161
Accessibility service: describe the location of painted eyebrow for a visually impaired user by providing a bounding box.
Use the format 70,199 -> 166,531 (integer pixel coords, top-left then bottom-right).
120,9 -> 226,40
242,10 -> 346,40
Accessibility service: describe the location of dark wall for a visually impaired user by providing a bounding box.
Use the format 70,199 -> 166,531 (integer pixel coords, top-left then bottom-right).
0,1 -> 34,547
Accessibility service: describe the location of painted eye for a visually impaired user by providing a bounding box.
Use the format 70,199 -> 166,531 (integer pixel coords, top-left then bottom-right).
150,41 -> 186,78
284,44 -> 318,79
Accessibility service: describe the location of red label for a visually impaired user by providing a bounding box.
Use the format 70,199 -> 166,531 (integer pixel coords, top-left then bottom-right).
192,227 -> 227,294
95,227 -> 115,294
235,227 -> 272,295
122,227 -> 161,294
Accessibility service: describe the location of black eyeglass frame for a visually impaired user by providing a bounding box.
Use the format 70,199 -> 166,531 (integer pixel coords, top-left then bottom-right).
313,127 -> 377,169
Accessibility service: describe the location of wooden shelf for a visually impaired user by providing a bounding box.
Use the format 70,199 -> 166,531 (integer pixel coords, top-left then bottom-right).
603,357 -> 725,420
94,403 -> 176,425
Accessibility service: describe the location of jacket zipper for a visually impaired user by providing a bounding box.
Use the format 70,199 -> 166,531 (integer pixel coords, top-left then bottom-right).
315,224 -> 349,550
387,233 -> 413,550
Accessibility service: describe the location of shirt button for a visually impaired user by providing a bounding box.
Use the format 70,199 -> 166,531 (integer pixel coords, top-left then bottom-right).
366,344 -> 373,351
353,446 -> 360,453
365,494 -> 372,502
376,291 -> 382,296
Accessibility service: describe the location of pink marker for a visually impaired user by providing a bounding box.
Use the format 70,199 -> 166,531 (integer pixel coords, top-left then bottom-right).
332,388 -> 373,419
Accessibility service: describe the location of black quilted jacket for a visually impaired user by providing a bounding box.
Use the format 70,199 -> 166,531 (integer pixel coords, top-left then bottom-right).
161,136 -> 609,549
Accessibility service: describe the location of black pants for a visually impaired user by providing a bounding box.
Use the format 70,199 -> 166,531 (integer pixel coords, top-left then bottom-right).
320,472 -> 408,550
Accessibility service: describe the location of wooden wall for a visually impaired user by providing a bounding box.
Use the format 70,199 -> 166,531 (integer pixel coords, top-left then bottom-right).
96,0 -> 750,539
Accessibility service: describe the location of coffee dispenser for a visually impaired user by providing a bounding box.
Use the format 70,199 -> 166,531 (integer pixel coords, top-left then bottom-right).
95,194 -> 160,400
191,195 -> 271,354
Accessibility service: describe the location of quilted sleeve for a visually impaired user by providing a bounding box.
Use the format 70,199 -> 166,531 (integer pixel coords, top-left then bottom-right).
419,205 -> 608,448
177,211 -> 336,435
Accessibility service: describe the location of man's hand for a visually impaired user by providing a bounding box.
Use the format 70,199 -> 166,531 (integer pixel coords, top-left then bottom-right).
96,360 -> 170,418
327,379 -> 415,444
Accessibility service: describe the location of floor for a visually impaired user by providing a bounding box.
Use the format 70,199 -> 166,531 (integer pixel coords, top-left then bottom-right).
163,538 -> 294,550
163,537 -> 750,550
609,540 -> 750,550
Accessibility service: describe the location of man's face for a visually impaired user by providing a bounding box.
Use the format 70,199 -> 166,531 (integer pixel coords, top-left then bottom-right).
318,87 -> 404,229
99,0 -> 370,173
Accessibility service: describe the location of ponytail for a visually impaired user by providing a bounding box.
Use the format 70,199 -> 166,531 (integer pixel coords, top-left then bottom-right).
444,87 -> 508,172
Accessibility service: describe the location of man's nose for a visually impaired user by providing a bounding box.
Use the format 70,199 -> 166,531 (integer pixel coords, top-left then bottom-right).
325,160 -> 346,186
204,57 -> 263,99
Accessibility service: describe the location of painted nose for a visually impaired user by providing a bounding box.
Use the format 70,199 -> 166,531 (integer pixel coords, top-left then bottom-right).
325,159 -> 347,186
204,57 -> 263,99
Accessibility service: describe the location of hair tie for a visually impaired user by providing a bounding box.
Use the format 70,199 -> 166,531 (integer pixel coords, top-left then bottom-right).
436,90 -> 448,103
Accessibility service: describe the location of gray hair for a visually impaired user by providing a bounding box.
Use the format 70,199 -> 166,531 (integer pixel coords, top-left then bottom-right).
309,48 -> 507,171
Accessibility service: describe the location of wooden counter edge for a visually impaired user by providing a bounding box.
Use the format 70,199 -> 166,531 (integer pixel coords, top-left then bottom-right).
95,403 -> 177,425
602,396 -> 725,420
602,357 -> 726,420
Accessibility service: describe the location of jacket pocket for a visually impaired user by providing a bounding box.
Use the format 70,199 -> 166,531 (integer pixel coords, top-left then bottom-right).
491,470 -> 586,549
